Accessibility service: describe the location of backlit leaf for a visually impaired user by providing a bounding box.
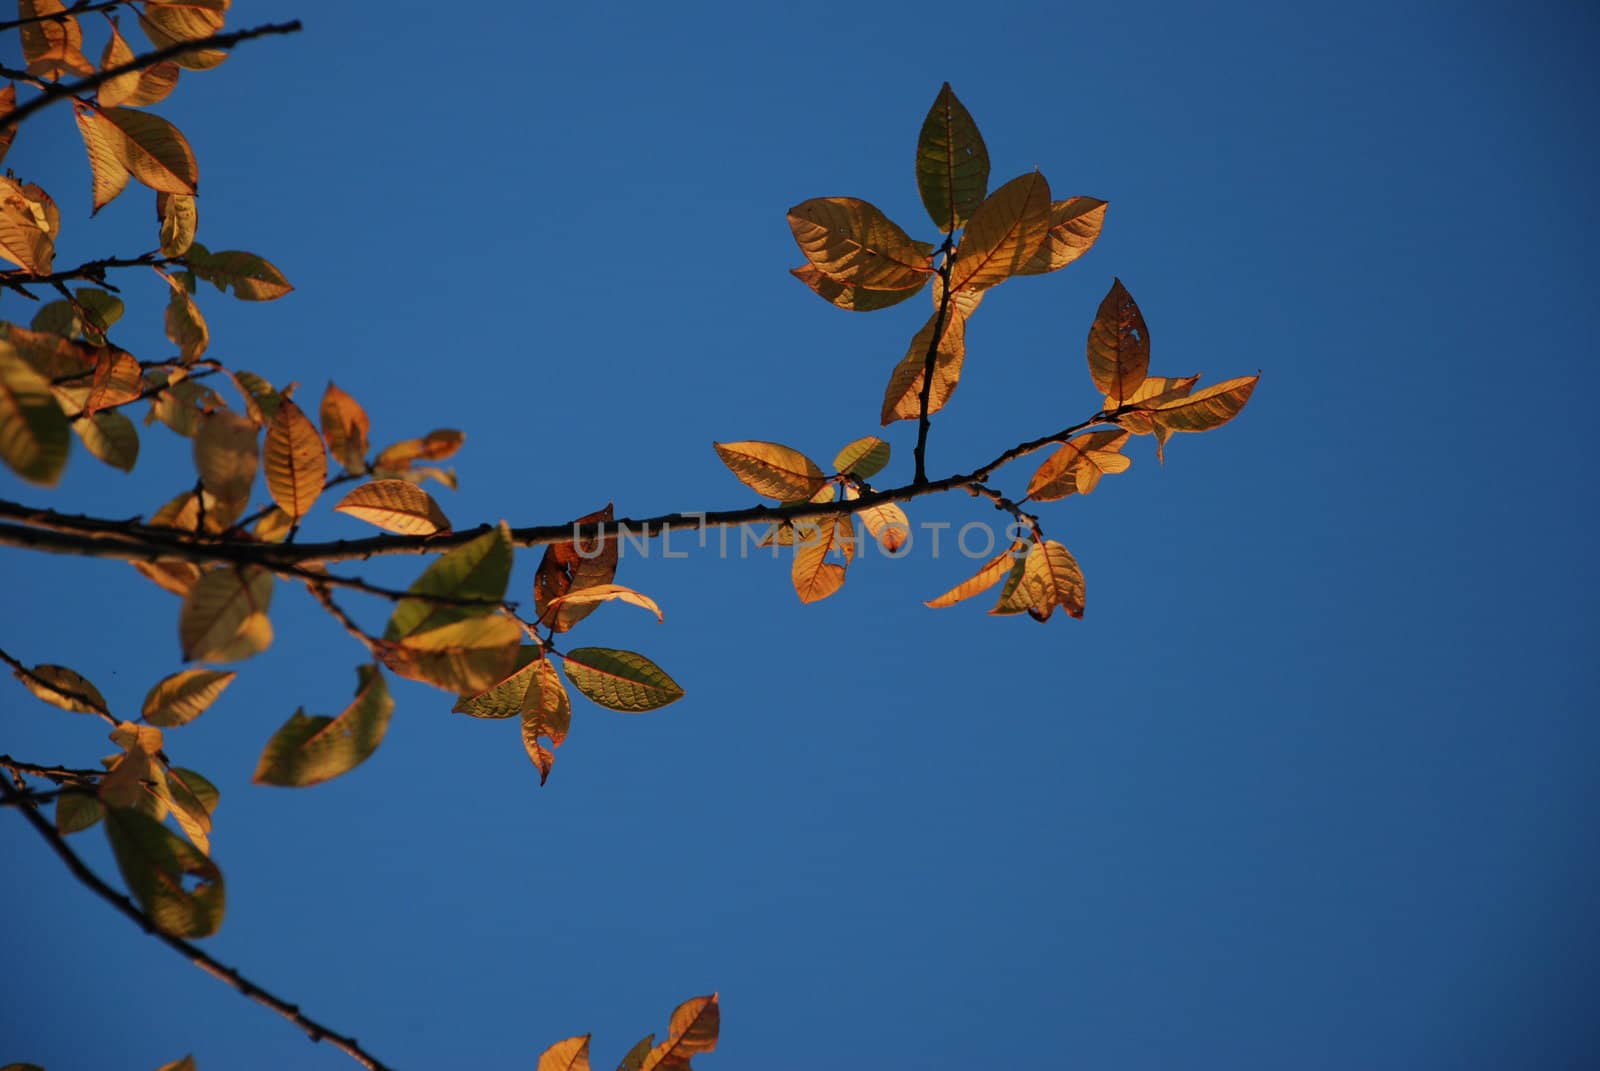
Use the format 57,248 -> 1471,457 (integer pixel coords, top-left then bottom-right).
178,566 -> 273,662
1146,374 -> 1259,434
161,269 -> 208,362
855,500 -> 910,552
789,263 -> 926,312
1016,197 -> 1108,275
534,504 -> 618,632
713,440 -> 826,501
1109,374 -> 1202,436
55,792 -> 104,835
263,396 -> 326,519
378,614 -> 522,695
253,505 -> 293,543
546,583 -> 663,622
538,1036 -> 592,1071
335,479 -> 451,535
1086,278 -> 1150,405
142,668 -> 235,727
186,246 -> 294,301
916,82 -> 990,232
100,107 -> 197,195
228,369 -> 280,425
320,381 -> 369,472
0,344 -> 69,485
98,19 -> 179,107
926,542 -> 1025,608
82,345 -> 142,413
385,522 -> 512,640
157,191 -> 197,257
138,0 -> 229,70
372,429 -> 463,473
0,84 -> 15,166
833,436 -> 889,479
133,559 -> 202,596
0,177 -> 57,274
786,197 -> 932,290
640,994 -> 719,1071
562,648 -> 684,713
193,409 -> 258,525
617,1037 -> 655,1071
160,765 -> 214,853
1025,430 -> 1132,501
14,663 -> 108,715
254,666 -> 394,787
521,659 -> 572,784
101,721 -> 165,812
103,805 -> 224,937
452,646 -> 543,719
791,517 -> 847,604
73,106 -> 132,212
991,539 -> 1085,622
947,171 -> 1051,291
880,309 -> 966,424
18,0 -> 94,78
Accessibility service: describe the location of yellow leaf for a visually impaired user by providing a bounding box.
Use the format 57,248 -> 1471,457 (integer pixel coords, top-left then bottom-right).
537,1035 -> 592,1071
1107,373 -> 1202,435
833,435 -> 889,479
1087,278 -> 1151,405
372,428 -> 463,473
193,409 -> 258,526
263,396 -> 327,519
73,106 -> 132,213
73,409 -> 140,471
791,519 -> 847,604
1146,374 -> 1259,434
789,262 -> 927,312
104,806 -> 224,938
142,668 -> 235,727
925,541 -> 1024,608
1016,197 -> 1108,275
138,0 -> 229,71
786,197 -> 932,290
252,505 -> 293,543
916,82 -> 990,233
640,994 -> 719,1071
178,566 -> 273,662
990,540 -> 1084,621
133,559 -> 202,597
712,440 -> 826,501
947,171 -> 1051,291
160,269 -> 208,362
157,191 -> 197,256
97,19 -> 180,107
17,0 -> 94,79
561,647 -> 684,713
855,500 -> 910,552
930,271 -> 986,319
0,343 -> 70,486
99,107 -> 198,195
335,479 -> 451,535
378,614 -> 522,695
320,381 -> 369,472
254,666 -> 395,788
14,663 -> 108,716
545,583 -> 663,622
1025,430 -> 1132,501
0,177 -> 58,274
879,309 -> 966,425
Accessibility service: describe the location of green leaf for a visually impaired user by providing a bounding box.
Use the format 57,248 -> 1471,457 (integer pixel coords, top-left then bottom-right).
616,1036 -> 655,1071
55,791 -> 105,834
452,646 -> 545,719
73,409 -> 140,471
253,666 -> 394,787
562,648 -> 684,713
915,82 -> 990,233
104,805 -> 224,937
832,436 -> 890,480
186,244 -> 294,301
142,668 -> 236,727
378,614 -> 523,695
0,343 -> 70,486
385,522 -> 513,640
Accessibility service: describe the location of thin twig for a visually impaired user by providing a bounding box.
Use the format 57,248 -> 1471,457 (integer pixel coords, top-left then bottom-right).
0,0 -> 125,33
1,20 -> 304,131
1,254 -> 180,292
0,754 -> 102,786
304,581 -> 378,652
0,777 -> 397,1071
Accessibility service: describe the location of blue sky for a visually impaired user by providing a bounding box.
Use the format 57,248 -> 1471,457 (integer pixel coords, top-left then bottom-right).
3,2 -> 1597,1069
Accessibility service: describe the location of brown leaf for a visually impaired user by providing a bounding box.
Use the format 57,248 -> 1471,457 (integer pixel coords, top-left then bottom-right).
18,0 -> 95,79
74,106 -> 131,212
263,396 -> 327,519
1025,430 -> 1132,501
1145,375 -> 1259,435
640,994 -> 719,1071
0,177 -> 58,274
97,18 -> 180,107
789,262 -> 927,311
138,1 -> 229,71
925,541 -> 1025,608
947,171 -> 1051,291
787,197 -> 933,290
320,381 -> 369,473
534,504 -> 619,632
1086,278 -> 1150,405
1016,197 -> 1108,275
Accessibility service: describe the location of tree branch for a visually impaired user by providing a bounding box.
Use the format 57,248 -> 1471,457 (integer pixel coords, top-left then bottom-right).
1,253 -> 181,294
913,235 -> 958,484
0,19 -> 304,131
0,776 -> 397,1071
0,0 -> 125,33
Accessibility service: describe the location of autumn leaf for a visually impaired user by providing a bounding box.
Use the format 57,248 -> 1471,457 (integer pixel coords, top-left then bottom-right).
55,792 -> 105,835
385,523 -> 512,640
0,177 -> 58,274
103,805 -> 224,937
713,440 -> 826,501
519,658 -> 573,784
534,504 -> 619,632
335,479 -> 451,535
13,663 -> 109,716
73,410 -> 139,471
142,669 -> 235,727
916,82 -> 990,233
82,345 -> 143,414
193,409 -> 258,526
98,18 -> 180,108
138,0 -> 230,70
372,428 -> 463,473
157,191 -> 197,257
833,436 -> 890,480
1146,374 -> 1259,435
854,499 -> 910,552
925,541 -> 1025,608
1025,430 -> 1132,501
789,262 -> 927,312
640,994 -> 719,1071
377,614 -> 522,695
947,171 -> 1051,291
880,309 -> 966,424
320,381 -> 370,472
263,396 -> 327,519
17,0 -> 94,79
254,666 -> 394,787
185,245 -> 294,301
787,197 -> 932,290
0,84 -> 17,166
74,106 -> 132,212
1016,197 -> 1108,275
1087,278 -> 1151,405
562,648 -> 684,712
178,566 -> 273,662
161,270 -> 209,362
227,369 -> 281,426
97,107 -> 198,195
545,583 -> 663,622
0,344 -> 70,486
791,517 -> 847,603
538,1036 -> 592,1071
991,540 -> 1085,621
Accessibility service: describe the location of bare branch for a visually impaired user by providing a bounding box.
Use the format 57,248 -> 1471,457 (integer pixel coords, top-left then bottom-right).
0,776 -> 397,1071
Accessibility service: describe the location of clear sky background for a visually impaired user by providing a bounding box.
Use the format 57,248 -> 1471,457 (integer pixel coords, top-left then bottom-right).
3,2 -> 1597,1069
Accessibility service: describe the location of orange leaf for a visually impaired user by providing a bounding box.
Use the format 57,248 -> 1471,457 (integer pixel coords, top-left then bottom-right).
880,310 -> 966,424
1086,278 -> 1150,405
263,396 -> 327,520
786,197 -> 932,290
334,480 -> 450,535
1016,197 -> 1108,275
947,171 -> 1051,291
